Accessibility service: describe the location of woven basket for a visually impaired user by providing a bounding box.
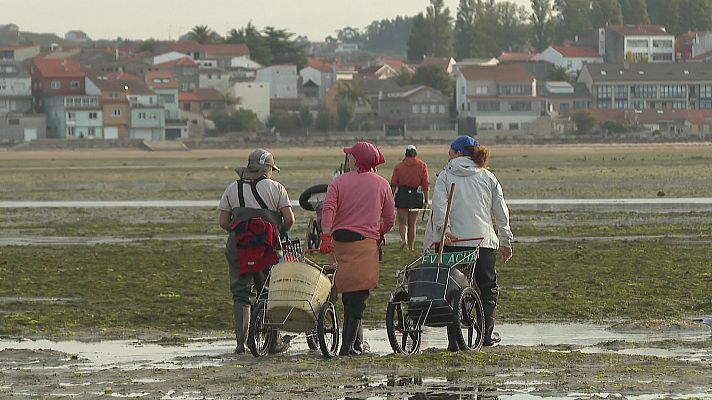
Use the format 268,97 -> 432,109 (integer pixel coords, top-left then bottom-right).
267,262 -> 332,332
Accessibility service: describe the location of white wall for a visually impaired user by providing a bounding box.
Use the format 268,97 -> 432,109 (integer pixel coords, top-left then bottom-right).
255,65 -> 298,99
232,81 -> 270,123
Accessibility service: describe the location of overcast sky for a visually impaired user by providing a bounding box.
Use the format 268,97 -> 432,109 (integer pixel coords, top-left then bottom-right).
4,0 -> 531,42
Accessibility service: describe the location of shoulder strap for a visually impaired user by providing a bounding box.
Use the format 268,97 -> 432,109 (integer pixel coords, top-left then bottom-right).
237,177 -> 268,209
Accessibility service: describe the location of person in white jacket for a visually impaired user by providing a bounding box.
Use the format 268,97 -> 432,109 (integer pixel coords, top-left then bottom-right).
425,135 -> 513,349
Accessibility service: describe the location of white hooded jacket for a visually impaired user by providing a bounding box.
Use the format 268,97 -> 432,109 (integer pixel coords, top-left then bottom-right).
424,156 -> 513,250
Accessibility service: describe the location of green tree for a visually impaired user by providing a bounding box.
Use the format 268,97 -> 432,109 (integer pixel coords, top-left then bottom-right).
267,110 -> 298,133
263,27 -> 307,69
407,0 -> 453,60
530,0 -> 554,51
679,0 -> 712,32
363,16 -> 413,53
298,108 -> 314,129
547,65 -> 572,81
315,109 -> 336,132
226,23 -> 272,66
335,82 -> 370,106
411,64 -> 452,97
190,25 -> 216,44
407,13 -> 431,60
213,110 -> 258,133
572,110 -> 596,133
555,0 -> 593,42
336,26 -> 364,43
336,99 -> 355,131
648,0 -> 681,35
620,0 -> 651,24
590,0 -> 623,29
454,0 -> 479,59
395,68 -> 414,86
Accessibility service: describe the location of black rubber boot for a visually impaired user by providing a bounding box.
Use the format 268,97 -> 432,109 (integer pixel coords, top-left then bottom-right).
339,317 -> 359,356
233,303 -> 250,354
483,305 -> 501,347
446,324 -> 460,352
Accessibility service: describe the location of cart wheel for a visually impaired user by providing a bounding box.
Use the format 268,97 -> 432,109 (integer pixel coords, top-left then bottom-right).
386,290 -> 422,354
453,287 -> 485,352
305,330 -> 319,351
306,218 -> 321,250
247,301 -> 277,357
317,302 -> 339,358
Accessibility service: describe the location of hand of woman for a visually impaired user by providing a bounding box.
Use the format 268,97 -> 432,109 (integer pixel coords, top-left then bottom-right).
500,246 -> 513,263
443,232 -> 459,245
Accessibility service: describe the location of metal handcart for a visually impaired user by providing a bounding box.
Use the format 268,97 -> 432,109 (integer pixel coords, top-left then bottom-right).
247,239 -> 340,358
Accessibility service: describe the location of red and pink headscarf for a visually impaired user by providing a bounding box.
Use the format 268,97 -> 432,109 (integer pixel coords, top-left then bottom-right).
343,142 -> 385,173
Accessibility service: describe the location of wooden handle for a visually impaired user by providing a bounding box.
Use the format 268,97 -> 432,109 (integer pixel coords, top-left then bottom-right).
436,183 -> 456,266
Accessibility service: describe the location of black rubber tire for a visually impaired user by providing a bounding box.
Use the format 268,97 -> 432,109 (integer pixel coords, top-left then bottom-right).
317,302 -> 339,359
386,290 -> 422,355
453,287 -> 485,352
247,301 -> 277,357
299,184 -> 329,212
306,218 -> 321,250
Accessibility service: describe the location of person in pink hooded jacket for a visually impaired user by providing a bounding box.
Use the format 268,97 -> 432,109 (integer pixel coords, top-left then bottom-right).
320,141 -> 395,356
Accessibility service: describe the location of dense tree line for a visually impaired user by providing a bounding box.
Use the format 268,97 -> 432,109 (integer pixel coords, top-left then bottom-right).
405,0 -> 712,60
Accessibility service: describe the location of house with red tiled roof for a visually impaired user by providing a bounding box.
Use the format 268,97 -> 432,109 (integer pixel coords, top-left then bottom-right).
157,41 -> 250,69
179,88 -> 226,117
30,58 -> 86,111
299,58 -> 336,105
155,56 -> 199,92
456,64 -> 547,134
602,25 -> 675,63
498,52 -> 536,63
418,56 -> 457,75
0,59 -> 46,142
535,45 -> 602,75
145,71 -> 185,139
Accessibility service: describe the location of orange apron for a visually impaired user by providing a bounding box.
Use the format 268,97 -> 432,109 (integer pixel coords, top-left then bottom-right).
333,238 -> 379,293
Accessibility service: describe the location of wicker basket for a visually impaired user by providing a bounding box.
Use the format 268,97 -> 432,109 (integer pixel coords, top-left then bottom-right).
267,262 -> 332,332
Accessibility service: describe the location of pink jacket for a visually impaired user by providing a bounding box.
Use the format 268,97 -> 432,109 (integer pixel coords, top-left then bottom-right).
321,171 -> 395,240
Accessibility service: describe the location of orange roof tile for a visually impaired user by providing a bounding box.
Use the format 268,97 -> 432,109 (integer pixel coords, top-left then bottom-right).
31,58 -> 84,78
608,24 -> 670,36
551,45 -> 600,58
179,88 -> 225,102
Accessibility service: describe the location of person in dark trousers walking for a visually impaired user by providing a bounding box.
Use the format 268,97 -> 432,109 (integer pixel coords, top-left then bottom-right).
391,145 -> 430,251
426,136 -> 513,349
320,142 -> 395,356
218,148 -> 296,354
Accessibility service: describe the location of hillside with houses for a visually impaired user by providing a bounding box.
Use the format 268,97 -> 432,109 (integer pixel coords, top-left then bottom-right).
3,3 -> 712,147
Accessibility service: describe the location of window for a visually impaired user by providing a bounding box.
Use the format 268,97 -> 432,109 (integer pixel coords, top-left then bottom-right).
477,101 -> 500,111
138,112 -> 147,120
631,84 -> 657,99
509,123 -> 519,130
660,85 -> 686,98
112,108 -> 121,116
631,100 -> 644,109
88,127 -> 96,137
595,85 -> 612,98
412,104 -> 420,113
478,122 -> 494,130
438,104 -> 445,113
559,103 -> 570,111
651,53 -> 673,61
652,40 -> 673,48
474,86 -> 487,95
66,112 -> 74,120
159,94 -> 175,103
701,100 -> 712,109
614,85 -> 628,98
499,85 -> 531,96
70,81 -> 80,89
429,104 -> 437,113
89,112 -> 98,119
614,100 -> 628,109
67,127 -> 75,137
627,39 -> 648,48
510,101 -> 532,111
573,101 -> 590,109
700,85 -> 712,99
8,118 -> 19,125
202,102 -> 211,109
596,99 -> 612,109
50,81 -> 61,89
672,100 -> 687,109
183,103 -> 191,111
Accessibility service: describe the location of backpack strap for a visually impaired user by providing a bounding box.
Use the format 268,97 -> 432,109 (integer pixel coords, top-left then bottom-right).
237,177 -> 268,209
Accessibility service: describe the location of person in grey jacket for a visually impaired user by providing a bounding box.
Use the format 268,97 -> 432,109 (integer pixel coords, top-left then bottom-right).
425,135 -> 513,349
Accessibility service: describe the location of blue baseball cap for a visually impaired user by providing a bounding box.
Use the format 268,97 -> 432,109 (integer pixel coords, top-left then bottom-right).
450,136 -> 479,156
